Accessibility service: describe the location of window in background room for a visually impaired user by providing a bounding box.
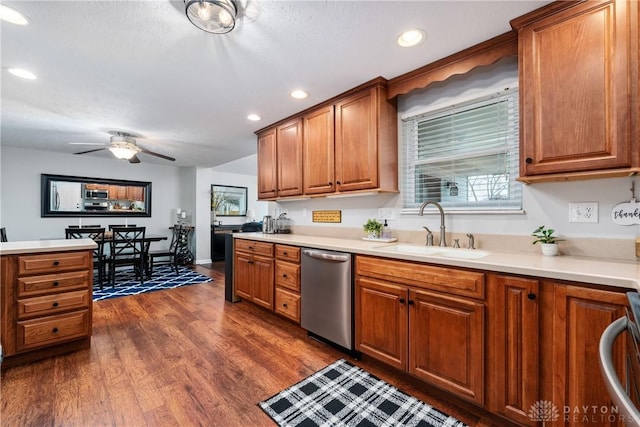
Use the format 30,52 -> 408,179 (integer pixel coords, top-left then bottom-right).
402,87 -> 522,213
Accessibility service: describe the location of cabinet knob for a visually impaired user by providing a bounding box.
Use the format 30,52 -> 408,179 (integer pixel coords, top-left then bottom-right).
52,302 -> 59,307
283,252 -> 288,255
329,182 -> 333,186
399,298 -> 405,304
282,274 -> 288,278
52,327 -> 59,333
525,157 -> 533,164
527,293 -> 536,300
283,303 -> 288,308
53,281 -> 59,287
53,261 -> 60,266
408,300 -> 415,305
336,181 -> 341,185
248,260 -> 254,264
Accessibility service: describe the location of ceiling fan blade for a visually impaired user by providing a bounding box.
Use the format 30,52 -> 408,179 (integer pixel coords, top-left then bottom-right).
138,146 -> 176,162
128,154 -> 141,164
74,147 -> 107,155
68,142 -> 105,146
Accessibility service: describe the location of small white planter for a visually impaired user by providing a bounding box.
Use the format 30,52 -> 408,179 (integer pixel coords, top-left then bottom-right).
540,243 -> 559,256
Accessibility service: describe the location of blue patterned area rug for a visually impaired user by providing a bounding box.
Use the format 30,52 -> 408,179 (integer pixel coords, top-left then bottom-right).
93,265 -> 213,301
259,359 -> 467,427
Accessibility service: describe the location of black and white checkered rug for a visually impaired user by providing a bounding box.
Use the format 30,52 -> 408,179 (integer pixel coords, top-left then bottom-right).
259,359 -> 467,427
92,266 -> 213,301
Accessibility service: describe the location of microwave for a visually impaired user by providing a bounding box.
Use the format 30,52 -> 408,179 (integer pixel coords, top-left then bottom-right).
85,189 -> 108,200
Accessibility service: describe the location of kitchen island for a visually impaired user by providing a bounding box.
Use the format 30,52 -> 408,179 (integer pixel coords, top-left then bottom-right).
0,239 -> 97,369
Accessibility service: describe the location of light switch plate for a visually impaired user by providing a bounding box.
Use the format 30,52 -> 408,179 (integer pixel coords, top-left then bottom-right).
377,208 -> 394,220
569,202 -> 598,223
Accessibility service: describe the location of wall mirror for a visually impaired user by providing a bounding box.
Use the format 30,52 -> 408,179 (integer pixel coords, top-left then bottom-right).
41,174 -> 152,217
211,185 -> 247,217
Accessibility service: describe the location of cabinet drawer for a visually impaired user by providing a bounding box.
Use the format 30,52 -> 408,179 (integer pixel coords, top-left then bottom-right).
17,290 -> 90,319
18,251 -> 91,275
16,310 -> 91,352
275,245 -> 300,262
17,270 -> 91,297
356,255 -> 485,299
275,260 -> 300,292
275,288 -> 300,323
235,239 -> 273,257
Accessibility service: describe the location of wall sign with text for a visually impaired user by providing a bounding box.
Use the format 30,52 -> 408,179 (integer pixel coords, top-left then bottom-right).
611,201 -> 640,225
312,210 -> 342,223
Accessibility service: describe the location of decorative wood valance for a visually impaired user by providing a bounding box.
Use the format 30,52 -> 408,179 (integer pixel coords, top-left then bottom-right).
387,31 -> 517,99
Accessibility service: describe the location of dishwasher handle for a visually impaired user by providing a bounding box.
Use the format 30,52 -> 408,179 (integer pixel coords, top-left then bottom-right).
302,249 -> 350,263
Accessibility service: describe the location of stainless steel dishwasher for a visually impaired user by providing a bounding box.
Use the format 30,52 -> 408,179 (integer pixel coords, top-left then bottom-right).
301,248 -> 353,350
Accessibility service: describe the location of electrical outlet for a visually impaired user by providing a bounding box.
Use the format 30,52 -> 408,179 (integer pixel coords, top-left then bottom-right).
569,202 -> 598,223
377,208 -> 394,220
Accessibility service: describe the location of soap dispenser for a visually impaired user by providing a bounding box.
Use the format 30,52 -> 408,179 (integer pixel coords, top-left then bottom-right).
382,220 -> 391,239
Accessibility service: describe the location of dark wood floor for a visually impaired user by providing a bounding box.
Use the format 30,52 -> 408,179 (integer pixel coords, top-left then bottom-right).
1,262 -> 507,426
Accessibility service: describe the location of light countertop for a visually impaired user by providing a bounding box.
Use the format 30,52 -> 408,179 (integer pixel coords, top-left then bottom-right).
0,239 -> 98,255
235,233 -> 640,290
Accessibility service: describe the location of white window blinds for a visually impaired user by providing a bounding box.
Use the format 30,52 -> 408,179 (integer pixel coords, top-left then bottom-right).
401,88 -> 522,213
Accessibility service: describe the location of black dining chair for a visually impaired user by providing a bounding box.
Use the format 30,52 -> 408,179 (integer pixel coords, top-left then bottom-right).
0,227 -> 7,242
108,224 -> 137,230
65,227 -> 107,289
147,225 -> 184,276
109,226 -> 146,286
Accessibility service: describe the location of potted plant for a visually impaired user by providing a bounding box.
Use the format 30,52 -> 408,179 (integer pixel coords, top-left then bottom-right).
363,218 -> 383,239
531,225 -> 564,256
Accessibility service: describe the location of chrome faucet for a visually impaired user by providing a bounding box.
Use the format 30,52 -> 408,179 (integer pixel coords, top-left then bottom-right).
418,200 -> 447,247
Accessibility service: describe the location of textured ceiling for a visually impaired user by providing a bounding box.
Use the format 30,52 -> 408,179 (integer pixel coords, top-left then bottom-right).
1,0 -> 550,168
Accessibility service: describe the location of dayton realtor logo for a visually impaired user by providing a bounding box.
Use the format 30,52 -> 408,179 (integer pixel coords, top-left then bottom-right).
529,400 -> 630,424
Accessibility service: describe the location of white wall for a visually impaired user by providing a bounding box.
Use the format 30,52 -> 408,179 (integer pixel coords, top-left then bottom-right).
0,146 -> 181,242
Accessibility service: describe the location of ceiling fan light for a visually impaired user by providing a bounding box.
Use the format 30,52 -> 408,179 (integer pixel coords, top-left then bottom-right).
185,0 -> 237,34
109,146 -> 137,160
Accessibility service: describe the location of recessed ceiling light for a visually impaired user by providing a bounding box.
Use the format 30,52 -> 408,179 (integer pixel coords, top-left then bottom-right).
290,90 -> 309,100
0,5 -> 28,25
8,68 -> 37,80
397,29 -> 426,47
247,114 -> 261,121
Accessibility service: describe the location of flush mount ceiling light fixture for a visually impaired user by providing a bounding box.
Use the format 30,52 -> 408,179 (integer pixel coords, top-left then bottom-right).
184,0 -> 238,34
108,136 -> 139,160
0,4 -> 28,25
397,29 -> 426,47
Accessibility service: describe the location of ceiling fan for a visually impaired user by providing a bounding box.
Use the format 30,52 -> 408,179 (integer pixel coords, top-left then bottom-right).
72,131 -> 176,163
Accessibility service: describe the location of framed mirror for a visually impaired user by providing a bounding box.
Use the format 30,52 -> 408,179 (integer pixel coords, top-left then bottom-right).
41,174 -> 152,217
211,185 -> 247,217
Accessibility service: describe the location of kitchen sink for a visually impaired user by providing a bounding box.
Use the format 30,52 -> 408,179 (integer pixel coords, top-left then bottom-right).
375,244 -> 489,260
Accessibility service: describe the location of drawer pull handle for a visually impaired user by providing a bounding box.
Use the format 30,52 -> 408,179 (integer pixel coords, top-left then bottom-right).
53,261 -> 60,266
52,327 -> 59,333
53,281 -> 60,287
52,302 -> 59,307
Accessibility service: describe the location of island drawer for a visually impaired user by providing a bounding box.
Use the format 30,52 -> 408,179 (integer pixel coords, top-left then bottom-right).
275,260 -> 300,292
17,290 -> 90,319
275,245 -> 301,262
235,239 -> 274,257
17,271 -> 91,297
356,255 -> 485,299
16,310 -> 91,352
18,251 -> 92,275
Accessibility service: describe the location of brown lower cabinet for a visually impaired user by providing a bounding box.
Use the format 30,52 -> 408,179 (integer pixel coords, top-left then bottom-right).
233,240 -> 274,310
356,255 -> 631,426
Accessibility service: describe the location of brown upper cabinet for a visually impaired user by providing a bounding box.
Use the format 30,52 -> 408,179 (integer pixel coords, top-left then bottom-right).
512,0 -> 639,183
257,78 -> 398,200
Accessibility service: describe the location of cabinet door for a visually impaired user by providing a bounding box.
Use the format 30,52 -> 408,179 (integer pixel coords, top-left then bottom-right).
127,186 -> 144,201
257,128 -> 277,199
335,87 -> 378,192
409,288 -> 484,405
551,284 -> 627,426
355,277 -> 407,370
233,253 -> 253,300
251,255 -> 274,310
518,0 -> 633,175
487,275 -> 539,426
303,105 -> 335,195
276,119 -> 303,197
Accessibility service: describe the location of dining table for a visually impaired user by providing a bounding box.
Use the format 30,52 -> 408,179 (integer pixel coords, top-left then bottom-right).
99,231 -> 168,279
